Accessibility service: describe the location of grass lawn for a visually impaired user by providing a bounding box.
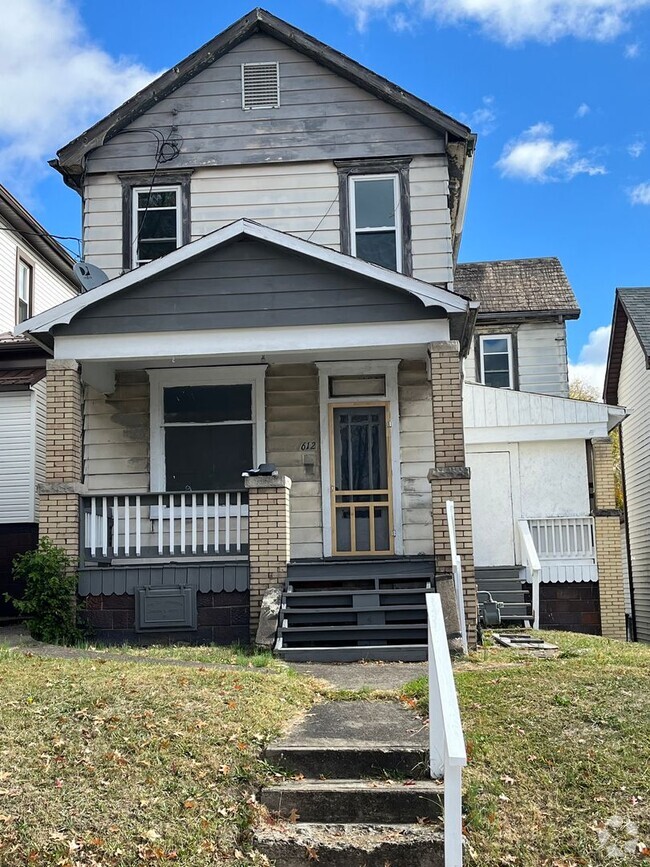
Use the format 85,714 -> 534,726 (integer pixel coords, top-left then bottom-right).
87,643 -> 279,669
404,630 -> 650,866
0,647 -> 314,866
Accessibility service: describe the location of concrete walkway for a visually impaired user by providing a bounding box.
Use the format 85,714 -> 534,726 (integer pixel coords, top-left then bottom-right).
287,661 -> 428,690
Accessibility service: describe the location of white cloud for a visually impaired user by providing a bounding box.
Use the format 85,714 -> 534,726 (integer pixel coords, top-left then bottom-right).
629,181 -> 650,204
568,325 -> 612,394
496,122 -> 606,182
325,0 -> 650,43
576,102 -> 591,118
625,40 -> 641,56
460,96 -> 497,135
628,139 -> 646,157
0,0 -> 160,194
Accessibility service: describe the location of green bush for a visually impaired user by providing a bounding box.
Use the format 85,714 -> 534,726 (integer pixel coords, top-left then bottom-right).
5,537 -> 83,644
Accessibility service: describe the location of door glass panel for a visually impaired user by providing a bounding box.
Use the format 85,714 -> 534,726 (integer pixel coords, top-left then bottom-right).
373,507 -> 390,551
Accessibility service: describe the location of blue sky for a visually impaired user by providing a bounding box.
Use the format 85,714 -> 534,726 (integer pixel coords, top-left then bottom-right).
2,0 -> 650,388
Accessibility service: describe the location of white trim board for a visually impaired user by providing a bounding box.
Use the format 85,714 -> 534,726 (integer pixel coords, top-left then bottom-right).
317,360 -> 403,557
55,320 -> 450,362
465,423 -> 610,444
148,365 -> 267,491
16,219 -> 469,337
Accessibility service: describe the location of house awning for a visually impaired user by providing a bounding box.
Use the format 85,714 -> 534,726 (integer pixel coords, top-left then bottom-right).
0,367 -> 45,392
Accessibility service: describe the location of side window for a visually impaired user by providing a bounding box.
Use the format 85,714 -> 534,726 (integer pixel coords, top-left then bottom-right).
132,186 -> 181,267
16,254 -> 34,324
349,175 -> 401,271
336,158 -> 412,276
120,172 -> 191,270
479,334 -> 514,389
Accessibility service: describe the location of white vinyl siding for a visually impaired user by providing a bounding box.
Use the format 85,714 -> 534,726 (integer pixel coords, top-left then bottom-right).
83,371 -> 150,492
0,216 -> 76,331
618,326 -> 650,642
82,155 -> 453,284
398,361 -> 434,556
465,322 -> 569,397
266,364 -> 322,560
0,392 -> 35,523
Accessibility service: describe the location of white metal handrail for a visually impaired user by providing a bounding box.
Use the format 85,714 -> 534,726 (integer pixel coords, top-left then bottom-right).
81,491 -> 248,561
518,519 -> 542,630
528,517 -> 595,561
446,500 -> 468,654
427,592 -> 467,867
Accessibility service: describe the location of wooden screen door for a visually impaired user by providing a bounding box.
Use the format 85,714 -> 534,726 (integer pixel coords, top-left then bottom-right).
330,403 -> 394,555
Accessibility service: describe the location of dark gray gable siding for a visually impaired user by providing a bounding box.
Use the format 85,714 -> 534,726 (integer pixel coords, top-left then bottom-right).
85,33 -> 445,174
61,238 -> 442,336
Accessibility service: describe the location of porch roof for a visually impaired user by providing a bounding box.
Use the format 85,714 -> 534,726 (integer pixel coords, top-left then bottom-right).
464,382 -> 625,444
16,219 -> 474,345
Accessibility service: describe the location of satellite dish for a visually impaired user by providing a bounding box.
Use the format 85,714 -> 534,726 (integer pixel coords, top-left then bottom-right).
73,261 -> 109,292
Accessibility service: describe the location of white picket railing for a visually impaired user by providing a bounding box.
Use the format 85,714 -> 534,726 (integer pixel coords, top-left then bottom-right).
446,500 -> 468,655
528,516 -> 595,561
427,592 -> 467,867
82,491 -> 248,561
518,520 -> 543,629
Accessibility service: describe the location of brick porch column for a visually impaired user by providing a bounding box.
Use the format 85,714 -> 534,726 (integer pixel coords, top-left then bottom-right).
39,359 -> 83,563
428,341 -> 477,649
244,474 -> 291,638
591,437 -> 626,640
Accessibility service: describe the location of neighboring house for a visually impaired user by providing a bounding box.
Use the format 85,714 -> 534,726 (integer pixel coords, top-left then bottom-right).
0,184 -> 78,617
605,287 -> 650,642
16,9 -> 625,655
455,258 -> 625,635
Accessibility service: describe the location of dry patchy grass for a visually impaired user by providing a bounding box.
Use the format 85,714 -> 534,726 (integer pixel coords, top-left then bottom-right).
405,631 -> 650,866
0,648 -> 314,865
86,643 -> 279,670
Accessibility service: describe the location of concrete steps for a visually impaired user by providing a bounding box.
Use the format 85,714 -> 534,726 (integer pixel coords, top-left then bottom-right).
254,701 -> 446,865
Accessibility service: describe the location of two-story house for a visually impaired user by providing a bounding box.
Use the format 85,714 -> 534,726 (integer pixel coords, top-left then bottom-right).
16,8 -> 626,654
0,184 -> 78,617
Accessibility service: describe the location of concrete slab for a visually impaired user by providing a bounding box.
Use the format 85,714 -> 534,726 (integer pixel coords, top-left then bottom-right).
288,660 -> 428,690
275,700 -> 428,750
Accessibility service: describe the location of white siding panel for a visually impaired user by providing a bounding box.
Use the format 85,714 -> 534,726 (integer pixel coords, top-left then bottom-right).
398,361 -> 434,555
0,392 -> 34,523
618,327 -> 650,641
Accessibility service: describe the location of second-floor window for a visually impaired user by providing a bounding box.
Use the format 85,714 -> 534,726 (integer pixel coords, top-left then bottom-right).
349,175 -> 402,271
132,186 -> 182,267
16,255 -> 33,323
479,334 -> 514,389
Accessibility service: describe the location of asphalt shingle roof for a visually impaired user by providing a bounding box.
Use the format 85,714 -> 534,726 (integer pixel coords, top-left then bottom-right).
617,287 -> 650,357
455,257 -> 580,316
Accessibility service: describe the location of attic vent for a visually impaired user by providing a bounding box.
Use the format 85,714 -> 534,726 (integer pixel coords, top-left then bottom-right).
241,62 -> 280,110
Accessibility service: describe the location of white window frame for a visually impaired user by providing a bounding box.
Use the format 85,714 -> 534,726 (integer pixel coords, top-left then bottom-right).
132,185 -> 182,268
317,360 -> 403,557
16,256 -> 33,324
479,333 -> 514,389
349,174 -> 402,273
148,365 -> 267,492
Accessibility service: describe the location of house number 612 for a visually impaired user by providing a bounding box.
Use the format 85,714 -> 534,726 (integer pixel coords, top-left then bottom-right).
300,441 -> 317,451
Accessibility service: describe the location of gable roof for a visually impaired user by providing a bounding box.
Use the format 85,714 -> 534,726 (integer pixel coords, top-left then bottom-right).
15,219 -> 473,341
604,287 -> 650,403
454,257 -> 580,319
0,184 -> 76,284
52,7 -> 472,187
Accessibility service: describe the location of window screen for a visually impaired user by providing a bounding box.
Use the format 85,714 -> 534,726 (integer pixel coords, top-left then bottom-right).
163,384 -> 253,490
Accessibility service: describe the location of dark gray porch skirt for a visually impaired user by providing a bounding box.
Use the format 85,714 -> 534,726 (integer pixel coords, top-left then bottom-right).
78,563 -> 250,645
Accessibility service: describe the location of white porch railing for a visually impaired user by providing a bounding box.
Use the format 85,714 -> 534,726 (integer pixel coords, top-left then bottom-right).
427,592 -> 467,867
446,500 -> 468,654
517,520 -> 542,629
528,517 -> 595,561
81,491 -> 248,562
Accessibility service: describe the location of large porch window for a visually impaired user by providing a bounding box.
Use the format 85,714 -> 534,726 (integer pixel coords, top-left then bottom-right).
149,366 -> 266,492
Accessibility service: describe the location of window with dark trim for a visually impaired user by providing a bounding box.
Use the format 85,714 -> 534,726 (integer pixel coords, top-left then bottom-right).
335,158 -> 412,276
15,251 -> 34,324
478,333 -> 515,389
119,171 -> 192,270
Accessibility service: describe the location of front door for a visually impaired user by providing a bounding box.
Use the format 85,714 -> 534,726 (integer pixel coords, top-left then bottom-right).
330,403 -> 394,556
